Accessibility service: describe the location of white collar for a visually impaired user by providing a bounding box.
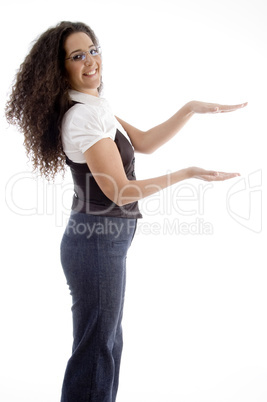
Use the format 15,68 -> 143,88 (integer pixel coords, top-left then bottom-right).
69,89 -> 107,107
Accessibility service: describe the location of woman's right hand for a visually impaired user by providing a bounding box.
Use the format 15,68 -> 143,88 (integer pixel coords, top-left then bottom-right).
187,101 -> 247,114
188,167 -> 240,181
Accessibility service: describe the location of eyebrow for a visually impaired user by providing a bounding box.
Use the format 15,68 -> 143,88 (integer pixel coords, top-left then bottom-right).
68,44 -> 96,57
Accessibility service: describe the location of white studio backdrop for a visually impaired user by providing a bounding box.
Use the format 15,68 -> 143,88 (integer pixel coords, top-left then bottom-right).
1,0 -> 266,401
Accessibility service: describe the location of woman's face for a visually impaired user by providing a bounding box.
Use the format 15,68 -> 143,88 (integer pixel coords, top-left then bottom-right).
64,32 -> 102,96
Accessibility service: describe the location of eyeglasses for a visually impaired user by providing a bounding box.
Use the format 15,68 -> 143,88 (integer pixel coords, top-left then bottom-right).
65,46 -> 102,62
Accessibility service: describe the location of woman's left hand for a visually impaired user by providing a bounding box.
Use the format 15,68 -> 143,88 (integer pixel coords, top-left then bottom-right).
188,167 -> 241,181
187,101 -> 248,114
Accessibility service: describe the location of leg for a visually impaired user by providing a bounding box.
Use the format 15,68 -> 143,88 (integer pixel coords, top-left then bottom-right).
60,213 -> 136,402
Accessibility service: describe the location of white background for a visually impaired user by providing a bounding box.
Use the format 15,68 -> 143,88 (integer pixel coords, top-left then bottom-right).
1,0 -> 266,401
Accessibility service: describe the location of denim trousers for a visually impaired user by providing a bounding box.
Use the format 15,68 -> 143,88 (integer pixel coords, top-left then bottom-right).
60,211 -> 137,402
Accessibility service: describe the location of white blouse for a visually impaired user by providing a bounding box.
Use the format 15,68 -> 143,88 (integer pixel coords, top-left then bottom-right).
61,89 -> 132,163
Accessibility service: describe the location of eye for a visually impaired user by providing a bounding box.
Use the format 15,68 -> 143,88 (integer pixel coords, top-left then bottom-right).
72,53 -> 85,61
89,47 -> 98,56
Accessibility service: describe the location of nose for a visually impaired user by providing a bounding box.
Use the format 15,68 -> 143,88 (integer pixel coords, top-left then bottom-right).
84,51 -> 94,66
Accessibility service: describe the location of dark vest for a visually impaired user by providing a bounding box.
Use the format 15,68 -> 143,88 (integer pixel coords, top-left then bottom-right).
66,128 -> 142,219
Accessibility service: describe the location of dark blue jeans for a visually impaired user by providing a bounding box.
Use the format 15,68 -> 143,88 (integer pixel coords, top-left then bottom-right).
60,212 -> 137,402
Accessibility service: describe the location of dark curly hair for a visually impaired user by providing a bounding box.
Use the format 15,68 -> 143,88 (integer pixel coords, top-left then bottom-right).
5,21 -> 102,180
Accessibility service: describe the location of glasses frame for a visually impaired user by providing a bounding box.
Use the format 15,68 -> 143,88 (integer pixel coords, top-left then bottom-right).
65,46 -> 102,62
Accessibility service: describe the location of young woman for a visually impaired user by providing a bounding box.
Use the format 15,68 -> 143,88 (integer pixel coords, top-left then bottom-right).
6,21 -> 247,402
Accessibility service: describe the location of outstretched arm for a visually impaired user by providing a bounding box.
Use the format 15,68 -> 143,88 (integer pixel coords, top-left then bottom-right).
83,138 -> 240,207
116,101 -> 247,154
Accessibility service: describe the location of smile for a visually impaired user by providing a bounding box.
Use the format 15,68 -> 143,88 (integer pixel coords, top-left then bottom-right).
83,69 -> 97,76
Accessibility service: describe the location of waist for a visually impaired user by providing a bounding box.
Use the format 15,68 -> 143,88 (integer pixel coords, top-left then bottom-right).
70,192 -> 142,219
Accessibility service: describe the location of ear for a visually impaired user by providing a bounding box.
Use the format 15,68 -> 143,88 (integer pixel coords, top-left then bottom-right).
63,74 -> 72,89
98,76 -> 103,94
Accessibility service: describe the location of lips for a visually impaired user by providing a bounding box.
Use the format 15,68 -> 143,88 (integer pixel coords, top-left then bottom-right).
83,69 -> 97,76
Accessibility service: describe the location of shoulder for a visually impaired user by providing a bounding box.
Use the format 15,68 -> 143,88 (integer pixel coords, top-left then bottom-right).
62,102 -> 101,130
63,102 -> 100,120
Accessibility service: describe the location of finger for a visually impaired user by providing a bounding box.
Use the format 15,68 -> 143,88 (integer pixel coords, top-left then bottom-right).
213,102 -> 248,113
211,172 -> 240,181
200,172 -> 240,181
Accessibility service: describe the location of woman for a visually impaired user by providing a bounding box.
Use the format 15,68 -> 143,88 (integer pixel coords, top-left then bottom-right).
6,21 -> 247,402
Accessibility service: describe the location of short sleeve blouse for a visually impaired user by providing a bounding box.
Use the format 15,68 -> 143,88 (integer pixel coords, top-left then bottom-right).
61,89 -> 132,163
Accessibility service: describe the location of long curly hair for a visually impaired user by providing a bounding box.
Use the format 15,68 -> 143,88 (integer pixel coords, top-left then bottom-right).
5,21 -> 102,180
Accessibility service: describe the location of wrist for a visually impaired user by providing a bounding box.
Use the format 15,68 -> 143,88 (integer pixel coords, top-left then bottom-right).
185,167 -> 194,179
184,101 -> 196,116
